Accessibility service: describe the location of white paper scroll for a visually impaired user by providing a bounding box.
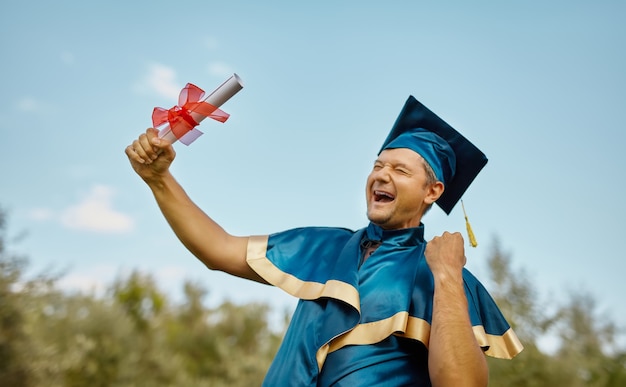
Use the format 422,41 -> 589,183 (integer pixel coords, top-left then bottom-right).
158,73 -> 244,143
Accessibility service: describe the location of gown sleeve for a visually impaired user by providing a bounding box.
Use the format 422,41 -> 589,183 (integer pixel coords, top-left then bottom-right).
463,269 -> 524,358
246,227 -> 361,304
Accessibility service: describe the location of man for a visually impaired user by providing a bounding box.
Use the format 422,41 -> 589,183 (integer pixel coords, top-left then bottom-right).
126,96 -> 523,386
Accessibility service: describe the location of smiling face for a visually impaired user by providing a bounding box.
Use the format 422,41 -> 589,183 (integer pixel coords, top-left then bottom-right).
366,148 -> 444,230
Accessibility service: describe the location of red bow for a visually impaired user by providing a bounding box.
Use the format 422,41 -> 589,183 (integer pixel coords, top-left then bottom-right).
152,83 -> 230,145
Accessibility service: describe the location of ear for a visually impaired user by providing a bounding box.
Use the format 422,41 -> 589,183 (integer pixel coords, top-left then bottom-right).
424,181 -> 445,205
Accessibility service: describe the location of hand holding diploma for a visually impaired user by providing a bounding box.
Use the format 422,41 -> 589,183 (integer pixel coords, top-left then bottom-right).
153,73 -> 244,145
125,74 -> 244,183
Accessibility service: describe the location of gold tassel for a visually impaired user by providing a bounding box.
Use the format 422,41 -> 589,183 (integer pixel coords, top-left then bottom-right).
461,200 -> 478,248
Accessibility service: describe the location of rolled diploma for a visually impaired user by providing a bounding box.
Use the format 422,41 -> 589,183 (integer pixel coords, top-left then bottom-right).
158,73 -> 244,143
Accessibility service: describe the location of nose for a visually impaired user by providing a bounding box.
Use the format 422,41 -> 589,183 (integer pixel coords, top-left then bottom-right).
370,166 -> 391,183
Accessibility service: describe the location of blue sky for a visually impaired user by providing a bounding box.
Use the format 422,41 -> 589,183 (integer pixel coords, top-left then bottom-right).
1,1 -> 625,344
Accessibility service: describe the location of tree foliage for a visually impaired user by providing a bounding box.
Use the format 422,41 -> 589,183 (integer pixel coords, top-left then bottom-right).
0,211 -> 32,386
485,237 -> 626,386
0,208 -> 283,386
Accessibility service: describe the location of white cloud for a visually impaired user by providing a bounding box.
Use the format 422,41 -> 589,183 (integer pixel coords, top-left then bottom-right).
65,164 -> 94,179
27,208 -> 55,221
154,265 -> 187,283
134,63 -> 181,100
204,36 -> 219,50
55,264 -> 199,302
60,185 -> 134,233
55,264 -> 130,297
56,266 -> 114,296
16,97 -> 40,112
133,61 -> 235,101
207,61 -> 234,78
60,51 -> 75,65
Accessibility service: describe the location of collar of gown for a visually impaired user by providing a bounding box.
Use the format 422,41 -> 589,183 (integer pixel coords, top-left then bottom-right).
364,222 -> 425,247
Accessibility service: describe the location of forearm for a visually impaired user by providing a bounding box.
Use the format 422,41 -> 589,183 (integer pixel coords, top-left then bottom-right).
147,171 -> 265,283
428,272 -> 488,387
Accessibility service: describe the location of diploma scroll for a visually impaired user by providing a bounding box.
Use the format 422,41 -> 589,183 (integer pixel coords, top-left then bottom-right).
157,73 -> 244,144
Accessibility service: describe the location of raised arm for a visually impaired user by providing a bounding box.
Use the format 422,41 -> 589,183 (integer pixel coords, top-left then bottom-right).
125,128 -> 266,283
425,232 -> 488,387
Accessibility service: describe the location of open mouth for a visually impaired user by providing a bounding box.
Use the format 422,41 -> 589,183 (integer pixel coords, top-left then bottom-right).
374,190 -> 395,203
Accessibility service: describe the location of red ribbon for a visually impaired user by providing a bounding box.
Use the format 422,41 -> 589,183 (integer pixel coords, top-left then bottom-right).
152,83 -> 230,144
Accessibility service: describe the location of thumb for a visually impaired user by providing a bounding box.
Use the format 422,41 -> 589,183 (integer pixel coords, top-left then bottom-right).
154,137 -> 175,159
148,130 -> 176,162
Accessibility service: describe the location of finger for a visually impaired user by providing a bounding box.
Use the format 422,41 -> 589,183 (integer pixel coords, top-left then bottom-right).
149,129 -> 175,158
146,128 -> 160,149
147,127 -> 159,137
137,132 -> 158,161
125,144 -> 147,164
131,138 -> 152,164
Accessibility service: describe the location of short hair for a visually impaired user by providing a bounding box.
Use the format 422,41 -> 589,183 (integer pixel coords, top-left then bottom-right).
422,158 -> 438,186
421,158 -> 439,215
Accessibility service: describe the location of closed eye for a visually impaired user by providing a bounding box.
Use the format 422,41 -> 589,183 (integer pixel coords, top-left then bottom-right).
395,166 -> 412,176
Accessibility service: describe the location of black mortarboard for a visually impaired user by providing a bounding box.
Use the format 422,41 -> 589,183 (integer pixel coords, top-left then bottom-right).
379,95 -> 488,215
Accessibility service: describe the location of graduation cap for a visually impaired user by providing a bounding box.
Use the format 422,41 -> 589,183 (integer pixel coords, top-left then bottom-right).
379,95 -> 488,215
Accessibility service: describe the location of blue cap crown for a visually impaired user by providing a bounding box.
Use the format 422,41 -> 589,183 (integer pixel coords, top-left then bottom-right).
383,129 -> 457,185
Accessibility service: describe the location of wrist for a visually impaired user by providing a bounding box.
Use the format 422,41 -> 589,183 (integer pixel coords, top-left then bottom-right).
144,170 -> 174,192
431,267 -> 464,286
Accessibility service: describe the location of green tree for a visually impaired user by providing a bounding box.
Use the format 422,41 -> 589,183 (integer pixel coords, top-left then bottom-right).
0,207 -> 282,386
111,270 -> 165,331
485,236 -> 567,386
165,280 -> 283,386
484,236 -> 626,386
0,208 -> 32,386
551,290 -> 626,387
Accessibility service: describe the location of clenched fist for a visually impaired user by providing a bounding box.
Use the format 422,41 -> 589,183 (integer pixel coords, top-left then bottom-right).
425,231 -> 466,281
125,128 -> 176,184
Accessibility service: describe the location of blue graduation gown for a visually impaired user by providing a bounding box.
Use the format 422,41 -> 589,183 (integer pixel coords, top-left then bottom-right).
246,223 -> 523,386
